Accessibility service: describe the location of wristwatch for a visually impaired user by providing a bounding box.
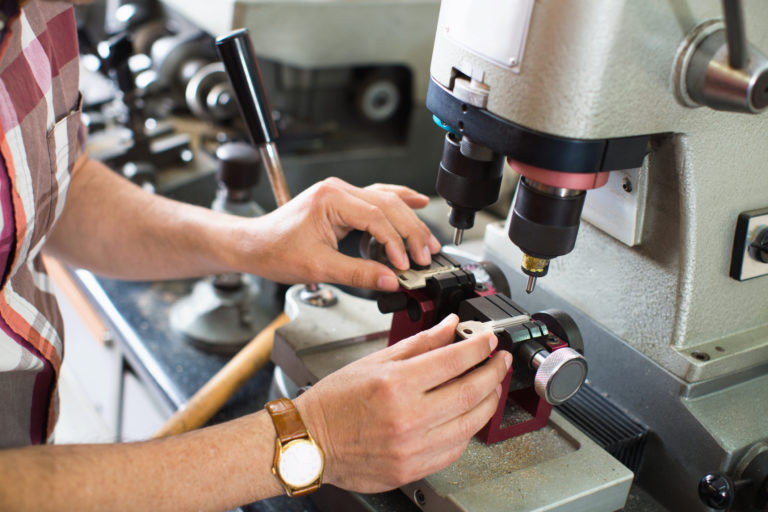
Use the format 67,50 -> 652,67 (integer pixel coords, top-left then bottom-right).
265,398 -> 325,497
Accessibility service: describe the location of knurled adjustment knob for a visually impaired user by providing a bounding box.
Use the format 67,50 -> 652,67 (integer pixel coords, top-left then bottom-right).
532,347 -> 588,405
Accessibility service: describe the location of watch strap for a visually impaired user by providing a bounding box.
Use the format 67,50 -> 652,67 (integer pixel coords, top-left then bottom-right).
266,397 -> 308,443
291,481 -> 321,498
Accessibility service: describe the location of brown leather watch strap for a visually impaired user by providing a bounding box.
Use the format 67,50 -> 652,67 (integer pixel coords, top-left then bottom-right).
265,398 -> 308,443
292,482 -> 321,498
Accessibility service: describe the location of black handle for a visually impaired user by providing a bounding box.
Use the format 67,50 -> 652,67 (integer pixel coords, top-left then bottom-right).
215,29 -> 279,146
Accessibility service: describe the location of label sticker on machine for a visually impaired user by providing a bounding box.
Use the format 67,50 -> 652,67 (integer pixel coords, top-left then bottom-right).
441,0 -> 534,71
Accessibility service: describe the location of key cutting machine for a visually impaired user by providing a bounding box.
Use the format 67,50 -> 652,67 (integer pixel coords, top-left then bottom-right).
421,0 -> 768,511
256,0 -> 768,510
272,246 -> 634,511
205,15 -> 636,510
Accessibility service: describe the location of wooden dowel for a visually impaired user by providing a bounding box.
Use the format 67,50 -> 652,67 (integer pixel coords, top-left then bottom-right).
152,312 -> 290,438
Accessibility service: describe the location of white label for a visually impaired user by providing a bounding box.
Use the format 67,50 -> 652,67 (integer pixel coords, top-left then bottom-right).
442,0 -> 534,71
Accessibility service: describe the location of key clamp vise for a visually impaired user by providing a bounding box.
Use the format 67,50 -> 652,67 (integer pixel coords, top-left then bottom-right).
377,252 -> 587,444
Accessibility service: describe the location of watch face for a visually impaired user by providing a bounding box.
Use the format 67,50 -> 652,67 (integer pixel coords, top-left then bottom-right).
278,439 -> 324,488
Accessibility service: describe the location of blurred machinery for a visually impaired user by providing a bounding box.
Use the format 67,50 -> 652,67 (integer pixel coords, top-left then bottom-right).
168,142 -> 267,353
79,0 -> 444,203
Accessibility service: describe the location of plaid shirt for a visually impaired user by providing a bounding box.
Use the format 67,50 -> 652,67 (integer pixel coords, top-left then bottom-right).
0,0 -> 83,447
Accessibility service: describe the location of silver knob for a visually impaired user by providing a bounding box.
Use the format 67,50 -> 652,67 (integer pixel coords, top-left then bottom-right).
675,0 -> 768,114
531,347 -> 587,406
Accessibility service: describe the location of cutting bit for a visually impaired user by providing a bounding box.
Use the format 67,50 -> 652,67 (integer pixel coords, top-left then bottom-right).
526,275 -> 537,294
453,227 -> 464,246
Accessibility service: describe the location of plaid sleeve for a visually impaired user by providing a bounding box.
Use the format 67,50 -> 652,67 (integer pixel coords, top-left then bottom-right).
0,0 -> 83,444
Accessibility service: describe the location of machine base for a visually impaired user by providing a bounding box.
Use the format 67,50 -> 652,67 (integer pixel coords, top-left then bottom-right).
169,275 -> 265,353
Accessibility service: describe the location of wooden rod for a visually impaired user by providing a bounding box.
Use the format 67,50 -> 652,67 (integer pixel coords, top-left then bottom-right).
152,312 -> 290,438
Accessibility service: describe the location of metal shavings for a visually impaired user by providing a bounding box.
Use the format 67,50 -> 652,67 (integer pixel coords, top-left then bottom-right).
432,401 -> 576,490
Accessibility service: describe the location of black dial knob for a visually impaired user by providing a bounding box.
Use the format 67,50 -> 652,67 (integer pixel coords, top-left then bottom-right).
749,228 -> 768,263
698,473 -> 735,510
215,142 -> 260,191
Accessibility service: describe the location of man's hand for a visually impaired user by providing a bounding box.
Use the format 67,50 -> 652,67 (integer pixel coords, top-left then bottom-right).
242,177 -> 441,291
295,314 -> 512,493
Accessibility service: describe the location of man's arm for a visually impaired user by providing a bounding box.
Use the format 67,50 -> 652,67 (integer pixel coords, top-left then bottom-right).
0,316 -> 511,510
1,411 -> 283,511
44,155 -> 441,290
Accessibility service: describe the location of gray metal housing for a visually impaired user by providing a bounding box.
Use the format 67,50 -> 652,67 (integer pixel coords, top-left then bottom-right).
431,0 -> 768,383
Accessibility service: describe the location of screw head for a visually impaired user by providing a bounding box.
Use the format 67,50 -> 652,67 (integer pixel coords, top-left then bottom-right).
622,177 -> 633,193
691,350 -> 711,361
414,489 -> 427,506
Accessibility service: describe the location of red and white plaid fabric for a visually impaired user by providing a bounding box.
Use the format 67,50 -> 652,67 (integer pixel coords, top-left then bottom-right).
0,0 -> 83,447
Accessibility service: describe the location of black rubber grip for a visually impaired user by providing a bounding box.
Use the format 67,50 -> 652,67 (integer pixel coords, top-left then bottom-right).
216,29 -> 278,145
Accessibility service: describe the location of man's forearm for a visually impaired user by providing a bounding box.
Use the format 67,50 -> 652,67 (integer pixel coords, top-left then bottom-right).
0,412 -> 282,511
46,154 -> 440,292
44,156 -> 257,280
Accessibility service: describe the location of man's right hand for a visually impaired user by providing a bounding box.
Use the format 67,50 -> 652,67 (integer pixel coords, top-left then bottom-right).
294,314 -> 512,493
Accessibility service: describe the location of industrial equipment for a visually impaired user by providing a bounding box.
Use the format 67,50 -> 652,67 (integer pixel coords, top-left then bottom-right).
274,0 -> 768,510
423,0 -> 768,510
81,0 -> 768,510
